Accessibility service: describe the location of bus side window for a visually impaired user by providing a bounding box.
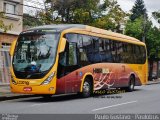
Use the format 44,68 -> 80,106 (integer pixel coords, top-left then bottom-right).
110,40 -> 117,63
92,37 -> 102,63
78,34 -> 92,66
59,51 -> 67,66
63,34 -> 81,73
68,42 -> 78,66
58,35 -> 80,78
141,46 -> 146,64
116,42 -> 123,63
99,38 -> 106,62
105,39 -> 113,62
57,42 -> 68,78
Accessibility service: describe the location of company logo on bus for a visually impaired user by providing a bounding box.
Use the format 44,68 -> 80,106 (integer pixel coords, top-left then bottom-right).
93,68 -> 110,74
93,68 -> 115,90
17,81 -> 29,85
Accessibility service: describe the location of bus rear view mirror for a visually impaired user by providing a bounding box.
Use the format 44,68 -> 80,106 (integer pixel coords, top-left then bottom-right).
9,40 -> 17,56
59,37 -> 67,53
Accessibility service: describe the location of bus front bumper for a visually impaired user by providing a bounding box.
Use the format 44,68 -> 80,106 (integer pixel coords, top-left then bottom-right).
10,84 -> 56,95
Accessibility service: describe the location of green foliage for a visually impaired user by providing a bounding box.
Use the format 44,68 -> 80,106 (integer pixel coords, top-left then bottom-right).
146,27 -> 160,59
43,0 -> 102,24
0,12 -> 13,32
35,0 -> 127,32
103,0 -> 127,31
130,0 -> 147,21
125,17 -> 145,40
126,17 -> 150,37
73,8 -> 91,24
152,11 -> 160,23
23,13 -> 43,27
126,0 -> 160,60
92,16 -> 116,30
125,16 -> 160,60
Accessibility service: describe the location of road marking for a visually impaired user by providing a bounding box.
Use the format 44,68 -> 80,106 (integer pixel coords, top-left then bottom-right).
31,103 -> 49,107
92,100 -> 137,112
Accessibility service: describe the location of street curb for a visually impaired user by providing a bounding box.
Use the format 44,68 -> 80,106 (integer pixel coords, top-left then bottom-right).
0,84 -> 10,86
147,81 -> 160,85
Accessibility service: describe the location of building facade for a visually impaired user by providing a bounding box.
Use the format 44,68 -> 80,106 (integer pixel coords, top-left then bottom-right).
0,0 -> 23,48
0,0 -> 23,84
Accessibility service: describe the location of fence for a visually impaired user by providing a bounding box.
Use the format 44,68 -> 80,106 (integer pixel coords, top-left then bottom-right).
0,48 -> 11,85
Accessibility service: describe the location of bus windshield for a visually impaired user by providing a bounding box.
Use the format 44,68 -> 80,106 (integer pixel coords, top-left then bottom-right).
13,31 -> 60,79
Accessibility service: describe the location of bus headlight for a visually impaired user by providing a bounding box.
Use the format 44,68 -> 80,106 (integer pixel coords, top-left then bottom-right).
11,76 -> 17,85
41,72 -> 55,85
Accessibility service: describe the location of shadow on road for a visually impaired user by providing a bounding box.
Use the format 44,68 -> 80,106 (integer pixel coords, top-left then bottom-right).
17,94 -> 83,103
16,88 -> 142,103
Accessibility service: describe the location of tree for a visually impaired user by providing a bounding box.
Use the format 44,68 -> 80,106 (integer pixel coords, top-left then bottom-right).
36,0 -> 127,31
125,16 -> 159,58
125,14 -> 160,80
145,26 -> 160,80
152,11 -> 160,23
125,17 -> 150,40
0,12 -> 13,32
24,0 -> 128,34
41,0 -> 103,24
130,0 -> 147,21
125,18 -> 143,39
146,27 -> 160,59
128,0 -> 148,42
105,0 -> 127,32
92,0 -> 127,31
23,13 -> 43,29
126,0 -> 160,79
72,0 -> 101,24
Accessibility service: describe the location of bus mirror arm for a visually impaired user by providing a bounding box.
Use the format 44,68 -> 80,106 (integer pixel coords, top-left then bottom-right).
9,40 -> 17,56
59,37 -> 67,53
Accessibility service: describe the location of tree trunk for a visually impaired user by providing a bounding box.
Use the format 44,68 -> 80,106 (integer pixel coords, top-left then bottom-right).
148,60 -> 153,81
157,60 -> 160,78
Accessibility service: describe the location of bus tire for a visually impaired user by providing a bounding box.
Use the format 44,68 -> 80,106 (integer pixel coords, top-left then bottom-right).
81,78 -> 92,98
126,75 -> 135,92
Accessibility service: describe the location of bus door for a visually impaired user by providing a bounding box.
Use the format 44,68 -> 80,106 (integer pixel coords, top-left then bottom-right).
57,42 -> 79,94
65,42 -> 79,93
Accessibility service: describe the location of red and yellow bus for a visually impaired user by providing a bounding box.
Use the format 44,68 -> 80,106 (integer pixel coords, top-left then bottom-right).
10,24 -> 148,98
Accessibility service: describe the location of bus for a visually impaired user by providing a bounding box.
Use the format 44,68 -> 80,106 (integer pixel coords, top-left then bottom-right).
9,24 -> 148,98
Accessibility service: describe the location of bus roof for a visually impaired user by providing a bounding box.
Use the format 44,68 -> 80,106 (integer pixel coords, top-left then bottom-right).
27,24 -> 86,32
25,24 -> 141,43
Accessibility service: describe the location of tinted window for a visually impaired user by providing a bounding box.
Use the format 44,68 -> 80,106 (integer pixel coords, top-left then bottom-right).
69,43 -> 78,66
99,38 -> 108,62
13,32 -> 60,79
116,42 -> 123,63
63,33 -> 146,65
92,37 -> 102,63
79,35 -> 93,66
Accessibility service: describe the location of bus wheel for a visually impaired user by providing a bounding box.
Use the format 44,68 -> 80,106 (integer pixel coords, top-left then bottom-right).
127,75 -> 135,92
81,79 -> 92,98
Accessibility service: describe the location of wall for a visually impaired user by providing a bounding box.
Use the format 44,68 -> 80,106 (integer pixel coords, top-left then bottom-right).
0,0 -> 23,45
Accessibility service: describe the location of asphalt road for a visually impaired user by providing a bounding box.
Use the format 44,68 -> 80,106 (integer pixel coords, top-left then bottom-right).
0,84 -> 160,114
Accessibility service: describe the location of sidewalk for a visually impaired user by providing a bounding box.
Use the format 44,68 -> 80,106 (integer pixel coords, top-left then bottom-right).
0,79 -> 160,101
147,78 -> 160,85
0,85 -> 36,101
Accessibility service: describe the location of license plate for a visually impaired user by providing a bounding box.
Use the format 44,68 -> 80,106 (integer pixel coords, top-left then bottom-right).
23,87 -> 32,91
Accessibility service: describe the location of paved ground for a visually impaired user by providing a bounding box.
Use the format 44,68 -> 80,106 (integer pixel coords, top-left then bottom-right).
0,79 -> 160,100
0,83 -> 160,114
0,85 -> 36,101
